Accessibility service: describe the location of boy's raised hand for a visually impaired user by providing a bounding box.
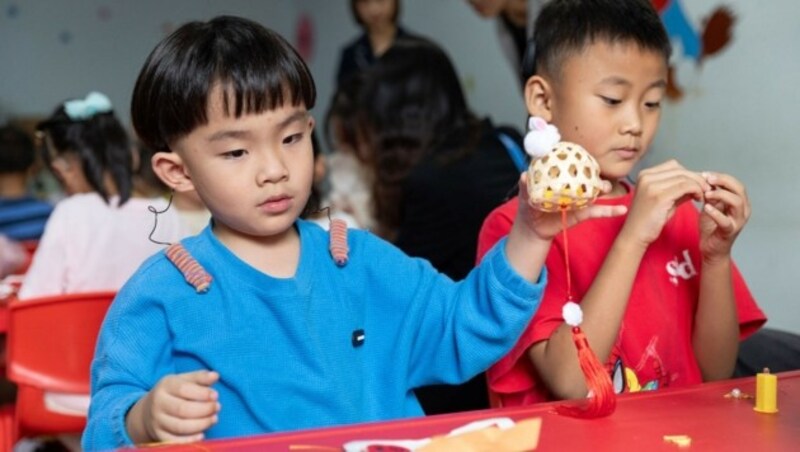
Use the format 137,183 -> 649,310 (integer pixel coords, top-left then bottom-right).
127,370 -> 220,445
515,173 -> 627,241
506,173 -> 627,283
622,160 -> 711,248
698,172 -> 750,262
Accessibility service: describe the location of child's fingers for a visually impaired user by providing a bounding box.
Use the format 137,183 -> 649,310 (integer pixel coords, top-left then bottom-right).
703,203 -> 737,234
156,432 -> 206,445
164,371 -> 219,402
645,174 -> 707,204
638,160 -> 707,188
158,412 -> 217,437
573,204 -> 627,224
704,189 -> 747,221
160,395 -> 221,420
703,172 -> 750,218
517,172 -> 528,193
181,370 -> 220,386
598,179 -> 613,195
172,381 -> 218,403
640,168 -> 710,194
703,172 -> 746,197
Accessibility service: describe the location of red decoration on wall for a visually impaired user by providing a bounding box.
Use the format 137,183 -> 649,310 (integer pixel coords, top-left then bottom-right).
295,13 -> 314,62
651,0 -> 669,12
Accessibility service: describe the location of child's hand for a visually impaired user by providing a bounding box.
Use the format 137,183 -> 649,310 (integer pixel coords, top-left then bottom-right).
699,172 -> 750,263
515,174 -> 627,241
506,174 -> 626,283
130,370 -> 220,444
621,160 -> 710,248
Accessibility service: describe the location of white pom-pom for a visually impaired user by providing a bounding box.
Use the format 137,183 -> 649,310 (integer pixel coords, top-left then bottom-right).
562,301 -> 583,326
523,117 -> 561,159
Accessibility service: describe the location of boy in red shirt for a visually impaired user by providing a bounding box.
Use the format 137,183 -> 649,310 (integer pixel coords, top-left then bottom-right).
476,0 -> 766,407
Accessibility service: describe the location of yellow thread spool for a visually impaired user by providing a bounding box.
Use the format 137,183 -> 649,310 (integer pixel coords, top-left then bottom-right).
753,367 -> 778,413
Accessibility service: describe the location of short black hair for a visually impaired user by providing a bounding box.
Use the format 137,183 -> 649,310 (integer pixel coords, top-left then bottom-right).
522,0 -> 671,81
131,15 -> 316,153
0,124 -> 35,174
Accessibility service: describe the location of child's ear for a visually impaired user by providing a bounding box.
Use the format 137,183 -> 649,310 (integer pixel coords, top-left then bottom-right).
524,75 -> 554,122
151,151 -> 195,192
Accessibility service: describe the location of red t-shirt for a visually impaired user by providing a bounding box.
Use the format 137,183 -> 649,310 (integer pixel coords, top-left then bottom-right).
476,187 -> 766,407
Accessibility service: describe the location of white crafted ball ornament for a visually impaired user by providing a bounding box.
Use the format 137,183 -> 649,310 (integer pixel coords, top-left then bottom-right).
523,117 -> 603,212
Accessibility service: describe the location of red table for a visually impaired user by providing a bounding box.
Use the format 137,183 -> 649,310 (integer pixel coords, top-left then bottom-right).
132,371 -> 800,451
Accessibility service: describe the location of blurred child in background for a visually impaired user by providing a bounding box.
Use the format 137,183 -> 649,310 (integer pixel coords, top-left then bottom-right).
18,92 -> 185,299
0,124 -> 53,242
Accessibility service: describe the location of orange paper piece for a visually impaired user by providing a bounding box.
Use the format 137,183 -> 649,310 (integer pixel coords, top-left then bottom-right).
418,418 -> 541,452
663,435 -> 692,448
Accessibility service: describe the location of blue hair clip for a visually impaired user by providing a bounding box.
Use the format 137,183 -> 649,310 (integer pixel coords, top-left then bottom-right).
63,91 -> 113,120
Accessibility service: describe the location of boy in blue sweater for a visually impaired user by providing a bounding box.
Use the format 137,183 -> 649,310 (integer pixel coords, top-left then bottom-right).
82,16 -> 625,449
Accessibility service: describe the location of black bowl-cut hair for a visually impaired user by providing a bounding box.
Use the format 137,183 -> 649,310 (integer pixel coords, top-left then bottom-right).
522,0 -> 671,81
131,15 -> 316,152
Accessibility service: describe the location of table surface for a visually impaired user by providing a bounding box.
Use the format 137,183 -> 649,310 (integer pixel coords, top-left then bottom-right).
130,370 -> 800,451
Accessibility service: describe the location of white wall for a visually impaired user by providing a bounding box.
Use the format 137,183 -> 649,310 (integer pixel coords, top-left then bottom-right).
0,1 -> 296,122
643,0 -> 800,332
1,0 -> 797,331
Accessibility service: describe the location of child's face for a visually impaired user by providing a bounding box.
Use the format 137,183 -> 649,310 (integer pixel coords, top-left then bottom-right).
170,86 -> 315,245
535,41 -> 668,184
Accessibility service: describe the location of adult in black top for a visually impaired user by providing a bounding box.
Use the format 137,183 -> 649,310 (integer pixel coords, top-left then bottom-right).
358,37 -> 524,414
336,0 -> 416,87
394,119 -> 521,281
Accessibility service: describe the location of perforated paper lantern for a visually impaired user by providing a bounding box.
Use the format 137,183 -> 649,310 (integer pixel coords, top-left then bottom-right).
526,142 -> 603,212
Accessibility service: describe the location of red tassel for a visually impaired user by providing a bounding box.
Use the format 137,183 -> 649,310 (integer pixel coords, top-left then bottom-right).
553,207 -> 615,418
329,218 -> 349,266
555,326 -> 616,418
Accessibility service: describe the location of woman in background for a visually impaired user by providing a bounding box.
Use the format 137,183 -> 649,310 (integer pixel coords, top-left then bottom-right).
336,0 -> 418,87
358,37 -> 524,414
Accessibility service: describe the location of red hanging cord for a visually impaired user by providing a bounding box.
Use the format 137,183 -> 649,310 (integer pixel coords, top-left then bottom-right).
554,206 -> 616,418
561,208 -> 573,300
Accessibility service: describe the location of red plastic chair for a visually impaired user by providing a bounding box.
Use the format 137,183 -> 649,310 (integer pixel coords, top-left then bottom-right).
4,291 -> 115,445
0,404 -> 13,452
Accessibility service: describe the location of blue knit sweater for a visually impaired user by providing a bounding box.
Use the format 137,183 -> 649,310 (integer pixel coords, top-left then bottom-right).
82,220 -> 545,450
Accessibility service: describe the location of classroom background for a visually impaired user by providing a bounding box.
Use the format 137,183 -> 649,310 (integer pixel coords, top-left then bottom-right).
0,0 -> 797,332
